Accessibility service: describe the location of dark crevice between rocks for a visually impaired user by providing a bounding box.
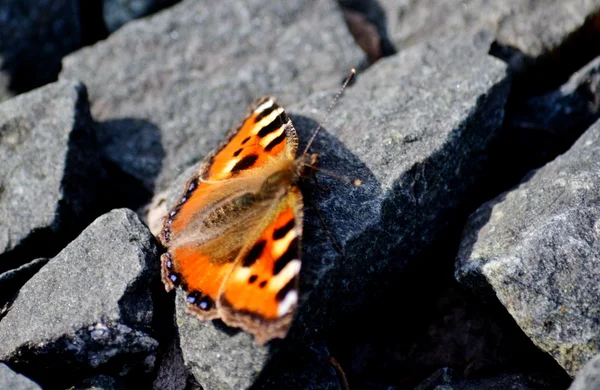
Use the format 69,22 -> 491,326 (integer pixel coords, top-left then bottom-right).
79,0 -> 109,46
484,56 -> 600,212
92,117 -> 165,230
97,158 -> 155,215
327,218 -> 572,389
339,0 -> 397,67
127,265 -> 181,390
490,9 -> 600,100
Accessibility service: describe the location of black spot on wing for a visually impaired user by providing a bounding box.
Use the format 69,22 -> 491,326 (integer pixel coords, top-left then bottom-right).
273,219 -> 294,240
275,278 -> 296,302
242,240 -> 266,267
273,237 -> 299,275
248,275 -> 258,284
254,102 -> 278,122
241,136 -> 251,145
233,148 -> 243,157
257,112 -> 288,138
231,154 -> 258,173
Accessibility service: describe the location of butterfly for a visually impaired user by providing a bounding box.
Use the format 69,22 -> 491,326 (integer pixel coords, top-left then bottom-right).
157,71 -> 356,345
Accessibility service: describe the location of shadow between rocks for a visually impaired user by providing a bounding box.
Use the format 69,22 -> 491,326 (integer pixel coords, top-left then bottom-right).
490,9 -> 600,99
339,0 -> 397,66
94,118 -> 165,214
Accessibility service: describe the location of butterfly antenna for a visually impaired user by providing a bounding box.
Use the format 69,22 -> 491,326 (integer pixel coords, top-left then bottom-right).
302,69 -> 356,155
305,165 -> 362,187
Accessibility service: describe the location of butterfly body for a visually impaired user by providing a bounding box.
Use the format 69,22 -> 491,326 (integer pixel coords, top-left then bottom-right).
158,96 -> 315,344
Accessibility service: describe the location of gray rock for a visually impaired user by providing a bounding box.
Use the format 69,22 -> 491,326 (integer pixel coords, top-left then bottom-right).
0,0 -> 81,97
0,209 -> 160,388
0,363 -> 41,390
456,118 -> 600,376
0,257 -> 49,307
175,288 -> 340,389
0,80 -> 103,273
158,30 -> 508,388
570,354 -> 600,390
378,0 -> 600,67
496,1 -> 600,60
103,0 -> 180,32
60,0 -> 364,192
379,0 -> 515,50
493,1 -> 600,94
175,289 -> 270,389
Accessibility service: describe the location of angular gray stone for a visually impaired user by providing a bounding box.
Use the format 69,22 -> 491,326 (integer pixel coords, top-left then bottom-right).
60,0 -> 364,192
103,0 -> 180,32
456,118 -> 600,376
157,31 -> 509,388
380,0 -> 515,50
175,289 -> 270,390
569,354 -> 600,390
378,0 -> 600,68
0,209 -> 160,388
0,364 -> 40,390
0,80 -> 103,272
493,0 -> 600,94
175,288 -> 340,390
496,0 -> 600,59
0,0 -> 81,97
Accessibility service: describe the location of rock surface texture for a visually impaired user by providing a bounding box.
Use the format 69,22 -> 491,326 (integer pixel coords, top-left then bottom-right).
0,80 -> 103,273
1,0 -> 600,388
0,209 -> 161,388
569,353 -> 600,390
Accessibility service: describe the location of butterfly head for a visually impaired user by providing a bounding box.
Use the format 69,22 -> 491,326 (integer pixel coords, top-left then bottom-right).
295,152 -> 320,179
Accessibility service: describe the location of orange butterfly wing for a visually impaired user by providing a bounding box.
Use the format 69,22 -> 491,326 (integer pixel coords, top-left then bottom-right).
158,96 -> 303,341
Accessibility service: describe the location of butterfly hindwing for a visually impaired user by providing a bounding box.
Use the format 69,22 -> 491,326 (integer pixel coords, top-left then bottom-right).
218,186 -> 303,345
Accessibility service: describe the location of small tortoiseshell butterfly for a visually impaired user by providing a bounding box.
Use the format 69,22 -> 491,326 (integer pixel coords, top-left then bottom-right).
157,70 -> 356,345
